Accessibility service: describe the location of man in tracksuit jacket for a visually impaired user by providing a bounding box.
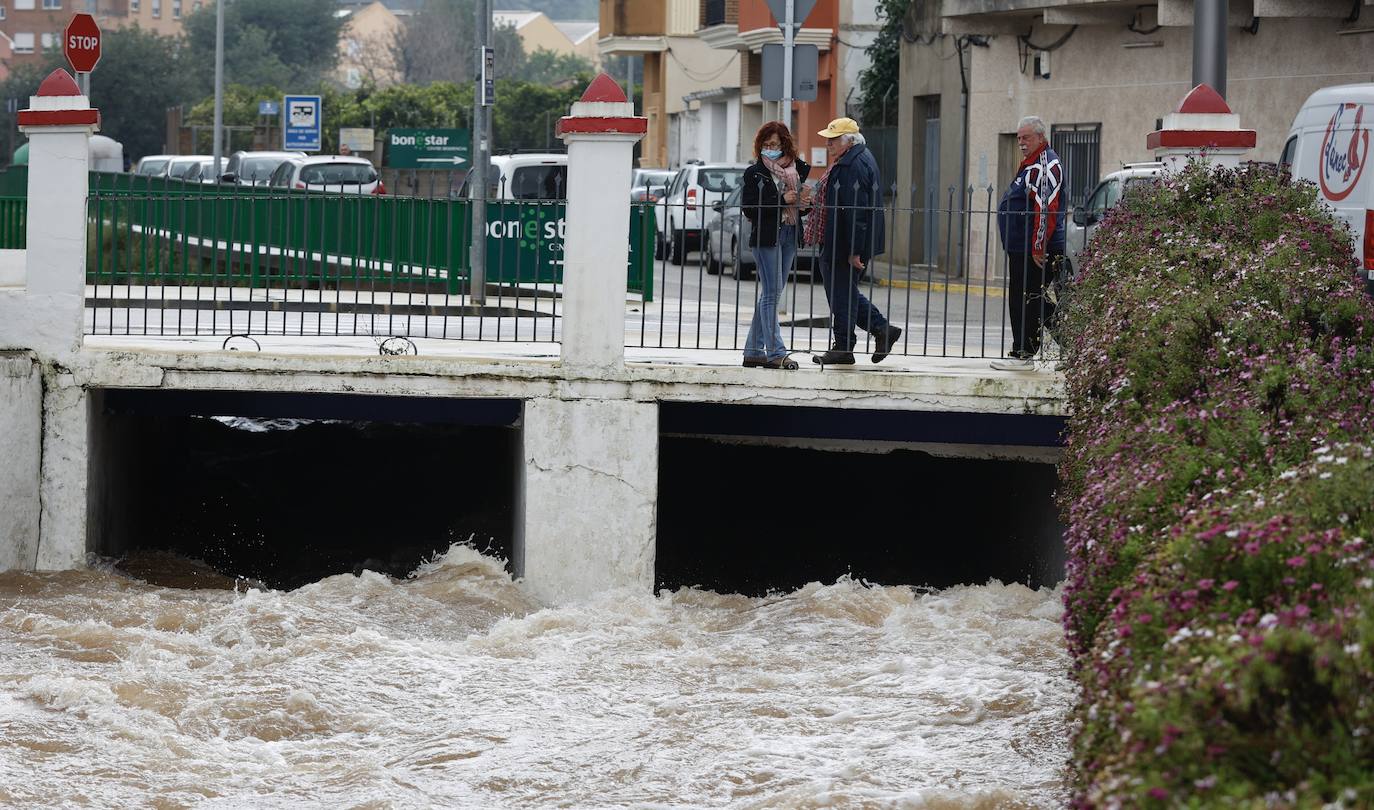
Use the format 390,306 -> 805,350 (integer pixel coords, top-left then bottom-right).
994,115 -> 1065,369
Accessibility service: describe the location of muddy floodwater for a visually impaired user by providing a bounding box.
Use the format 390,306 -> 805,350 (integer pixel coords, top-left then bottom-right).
0,546 -> 1074,808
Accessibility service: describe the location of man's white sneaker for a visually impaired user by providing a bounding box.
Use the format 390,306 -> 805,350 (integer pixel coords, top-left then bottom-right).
990,356 -> 1036,371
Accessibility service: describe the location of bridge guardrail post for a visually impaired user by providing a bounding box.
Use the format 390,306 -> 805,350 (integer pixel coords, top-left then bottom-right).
8,69 -> 98,356
555,73 -> 647,373
0,69 -> 99,572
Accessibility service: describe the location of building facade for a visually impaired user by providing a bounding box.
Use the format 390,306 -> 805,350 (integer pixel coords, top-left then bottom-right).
0,0 -> 208,73
892,0 -> 1374,274
599,0 -> 742,167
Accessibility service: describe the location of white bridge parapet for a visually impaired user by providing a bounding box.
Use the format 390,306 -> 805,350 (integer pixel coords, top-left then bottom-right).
0,73 -> 1065,605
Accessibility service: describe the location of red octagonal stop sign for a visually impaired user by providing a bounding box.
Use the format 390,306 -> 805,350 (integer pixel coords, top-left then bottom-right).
63,13 -> 101,74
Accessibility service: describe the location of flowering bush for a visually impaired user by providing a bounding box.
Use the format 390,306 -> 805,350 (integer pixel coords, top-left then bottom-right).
1057,162 -> 1374,806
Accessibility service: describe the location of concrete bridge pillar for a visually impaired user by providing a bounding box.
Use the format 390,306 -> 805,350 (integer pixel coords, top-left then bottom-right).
514,77 -> 657,604
0,69 -> 99,571
554,73 -> 647,375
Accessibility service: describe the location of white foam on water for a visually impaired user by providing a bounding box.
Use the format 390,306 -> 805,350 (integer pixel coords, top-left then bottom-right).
0,547 -> 1074,808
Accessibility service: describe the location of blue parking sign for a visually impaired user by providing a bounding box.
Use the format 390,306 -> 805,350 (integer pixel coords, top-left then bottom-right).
283,95 -> 321,151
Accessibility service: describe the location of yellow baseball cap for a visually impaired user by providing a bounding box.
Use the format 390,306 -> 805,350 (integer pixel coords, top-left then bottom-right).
817,117 -> 861,138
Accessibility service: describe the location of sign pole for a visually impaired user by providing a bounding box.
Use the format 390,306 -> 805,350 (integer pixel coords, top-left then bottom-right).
1192,0 -> 1226,98
780,0 -> 794,130
212,0 -> 225,175
470,0 -> 491,305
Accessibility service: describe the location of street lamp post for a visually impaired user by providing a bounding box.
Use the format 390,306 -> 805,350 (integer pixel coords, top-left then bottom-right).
212,0 -> 226,176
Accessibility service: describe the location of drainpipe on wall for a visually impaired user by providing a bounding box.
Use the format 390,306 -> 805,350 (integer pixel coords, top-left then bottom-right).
956,37 -> 970,279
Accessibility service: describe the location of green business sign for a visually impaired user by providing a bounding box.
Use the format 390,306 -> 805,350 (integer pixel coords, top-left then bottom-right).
386,128 -> 470,169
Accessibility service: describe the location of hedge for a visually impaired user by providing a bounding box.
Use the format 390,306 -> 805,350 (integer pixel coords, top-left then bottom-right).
1057,162 -> 1374,806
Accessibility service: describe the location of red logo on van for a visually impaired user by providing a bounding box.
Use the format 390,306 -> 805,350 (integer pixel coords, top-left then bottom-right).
1319,103 -> 1369,202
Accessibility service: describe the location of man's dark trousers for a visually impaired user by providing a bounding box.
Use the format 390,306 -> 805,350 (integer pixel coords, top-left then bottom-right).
819,251 -> 890,351
1007,251 -> 1059,357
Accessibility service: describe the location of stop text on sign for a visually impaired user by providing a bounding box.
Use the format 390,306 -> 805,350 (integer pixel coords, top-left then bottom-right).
68,35 -> 98,50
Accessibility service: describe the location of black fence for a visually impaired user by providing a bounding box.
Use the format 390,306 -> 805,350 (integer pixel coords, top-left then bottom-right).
637,172 -> 1069,365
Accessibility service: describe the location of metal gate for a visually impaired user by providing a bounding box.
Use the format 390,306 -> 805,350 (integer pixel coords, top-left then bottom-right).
1051,123 -> 1102,209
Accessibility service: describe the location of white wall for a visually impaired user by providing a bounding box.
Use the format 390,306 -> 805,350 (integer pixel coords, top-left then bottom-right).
0,352 -> 41,571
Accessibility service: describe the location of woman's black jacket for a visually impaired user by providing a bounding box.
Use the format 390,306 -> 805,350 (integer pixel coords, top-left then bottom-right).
740,158 -> 810,249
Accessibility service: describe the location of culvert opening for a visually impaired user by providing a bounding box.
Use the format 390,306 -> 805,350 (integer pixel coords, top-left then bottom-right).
91,390 -> 521,590
656,438 -> 1065,596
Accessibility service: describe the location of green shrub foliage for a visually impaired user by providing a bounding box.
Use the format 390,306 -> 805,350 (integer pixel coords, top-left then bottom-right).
1057,162 -> 1374,806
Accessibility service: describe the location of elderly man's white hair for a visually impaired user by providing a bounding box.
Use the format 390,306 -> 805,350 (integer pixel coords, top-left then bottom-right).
1017,115 -> 1048,137
841,132 -> 866,146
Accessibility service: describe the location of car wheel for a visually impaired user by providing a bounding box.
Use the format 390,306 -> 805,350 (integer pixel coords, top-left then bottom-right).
669,229 -> 686,265
654,230 -> 666,260
706,239 -> 721,275
732,239 -> 754,281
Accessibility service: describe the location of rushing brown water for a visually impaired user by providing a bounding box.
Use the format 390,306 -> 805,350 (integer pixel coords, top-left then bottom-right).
0,546 -> 1073,808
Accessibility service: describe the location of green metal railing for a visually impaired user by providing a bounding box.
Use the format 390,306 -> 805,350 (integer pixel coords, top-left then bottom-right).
0,197 -> 25,248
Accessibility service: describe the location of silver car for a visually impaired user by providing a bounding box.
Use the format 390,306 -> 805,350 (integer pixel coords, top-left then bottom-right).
1066,162 -> 1162,271
705,183 -> 819,281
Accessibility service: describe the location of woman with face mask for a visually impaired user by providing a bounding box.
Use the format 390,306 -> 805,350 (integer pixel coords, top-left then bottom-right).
740,121 -> 811,369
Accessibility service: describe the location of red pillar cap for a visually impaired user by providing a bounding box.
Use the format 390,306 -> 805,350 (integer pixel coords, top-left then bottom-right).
36,69 -> 82,97
580,73 -> 628,104
1176,84 -> 1232,115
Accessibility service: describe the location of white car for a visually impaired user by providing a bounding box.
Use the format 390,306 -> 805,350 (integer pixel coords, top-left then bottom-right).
654,162 -> 748,264
162,155 -> 212,180
267,155 -> 386,195
459,154 -> 568,201
133,154 -> 174,177
221,150 -> 307,185
1066,162 -> 1163,271
179,158 -> 220,184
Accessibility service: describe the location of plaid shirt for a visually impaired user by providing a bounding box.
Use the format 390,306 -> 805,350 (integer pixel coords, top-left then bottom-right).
803,167 -> 832,247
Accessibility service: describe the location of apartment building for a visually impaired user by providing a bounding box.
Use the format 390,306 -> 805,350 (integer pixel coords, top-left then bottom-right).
892,0 -> 1374,271
495,10 -> 600,69
693,0 -> 877,165
0,0 -> 207,72
599,0 -> 741,168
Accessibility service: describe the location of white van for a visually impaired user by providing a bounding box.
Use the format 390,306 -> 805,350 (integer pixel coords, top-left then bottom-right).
462,154 -> 568,201
1281,84 -> 1373,289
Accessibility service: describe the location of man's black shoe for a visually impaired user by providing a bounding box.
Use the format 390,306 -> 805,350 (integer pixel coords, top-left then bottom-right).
872,325 -> 902,363
812,349 -> 856,365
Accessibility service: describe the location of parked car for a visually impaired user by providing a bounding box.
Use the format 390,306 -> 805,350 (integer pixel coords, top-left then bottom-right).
1066,162 -> 1163,271
267,155 -> 386,195
133,154 -> 174,176
630,168 -> 672,202
654,161 -> 748,264
705,181 -> 820,280
163,155 -> 211,180
220,150 -> 307,185
180,158 -> 220,184
1281,83 -> 1373,291
459,154 -> 569,201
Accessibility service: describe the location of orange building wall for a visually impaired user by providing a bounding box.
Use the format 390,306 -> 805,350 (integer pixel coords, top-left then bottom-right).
737,0 -> 834,30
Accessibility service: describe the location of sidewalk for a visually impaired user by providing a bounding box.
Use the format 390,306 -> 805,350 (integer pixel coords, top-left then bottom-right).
869,259 -> 1006,298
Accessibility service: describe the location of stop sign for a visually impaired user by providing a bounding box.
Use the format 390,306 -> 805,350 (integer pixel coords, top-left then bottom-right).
63,14 -> 101,74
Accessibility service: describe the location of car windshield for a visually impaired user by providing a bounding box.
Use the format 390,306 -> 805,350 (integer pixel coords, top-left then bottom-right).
299,163 -> 377,185
634,170 -> 672,188
167,161 -> 199,178
137,159 -> 169,176
697,169 -> 743,193
240,158 -> 288,182
510,165 -> 567,200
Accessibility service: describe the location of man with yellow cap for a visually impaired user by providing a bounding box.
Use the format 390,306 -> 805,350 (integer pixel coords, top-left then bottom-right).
802,117 -> 900,365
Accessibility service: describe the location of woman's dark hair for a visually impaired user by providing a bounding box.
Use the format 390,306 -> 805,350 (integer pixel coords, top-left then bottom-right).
752,121 -> 797,161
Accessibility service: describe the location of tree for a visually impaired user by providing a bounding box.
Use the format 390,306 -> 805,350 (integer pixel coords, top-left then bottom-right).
399,0 -> 526,86
516,48 -> 594,85
491,79 -> 586,151
182,0 -> 344,97
858,0 -> 912,127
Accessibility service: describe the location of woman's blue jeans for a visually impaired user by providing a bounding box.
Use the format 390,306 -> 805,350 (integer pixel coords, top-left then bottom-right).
744,224 -> 797,361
